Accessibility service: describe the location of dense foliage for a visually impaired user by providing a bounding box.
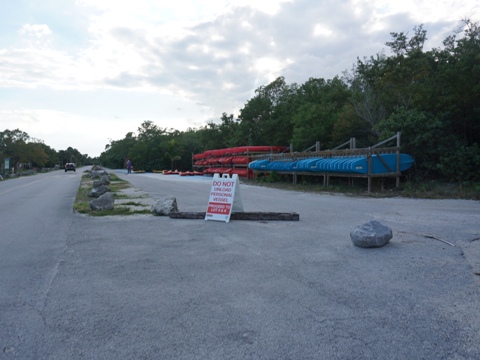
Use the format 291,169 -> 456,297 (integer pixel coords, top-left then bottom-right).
99,20 -> 479,181
0,128 -> 90,173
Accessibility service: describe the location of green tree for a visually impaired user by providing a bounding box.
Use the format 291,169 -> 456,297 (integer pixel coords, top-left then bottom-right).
132,121 -> 168,171
24,142 -> 49,168
377,108 -> 447,177
101,132 -> 137,169
236,76 -> 294,146
164,138 -> 182,170
345,54 -> 388,137
0,129 -> 30,171
218,113 -> 240,148
331,103 -> 372,147
431,19 -> 480,146
291,77 -> 351,150
37,143 -> 59,167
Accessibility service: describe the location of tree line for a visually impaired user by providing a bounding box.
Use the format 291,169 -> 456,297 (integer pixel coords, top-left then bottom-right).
0,129 -> 90,173
101,20 -> 480,182
3,20 -> 479,183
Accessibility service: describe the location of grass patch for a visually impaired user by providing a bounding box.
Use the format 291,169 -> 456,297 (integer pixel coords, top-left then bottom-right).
74,171 -> 153,216
113,193 -> 130,199
119,201 -> 148,207
243,176 -> 480,200
85,207 -> 152,216
73,177 -> 93,213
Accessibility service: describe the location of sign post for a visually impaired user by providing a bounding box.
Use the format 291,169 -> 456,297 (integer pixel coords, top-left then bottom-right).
3,158 -> 10,174
205,174 -> 244,223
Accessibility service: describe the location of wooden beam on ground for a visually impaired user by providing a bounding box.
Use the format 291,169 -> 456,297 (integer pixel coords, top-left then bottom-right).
231,212 -> 299,221
169,212 -> 299,221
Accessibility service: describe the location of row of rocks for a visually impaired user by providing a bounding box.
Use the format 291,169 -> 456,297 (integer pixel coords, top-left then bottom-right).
84,166 -> 181,214
86,165 -> 110,180
87,166 -> 115,211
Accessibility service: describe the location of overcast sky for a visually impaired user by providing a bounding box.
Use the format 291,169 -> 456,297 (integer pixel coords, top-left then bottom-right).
1,0 -> 478,157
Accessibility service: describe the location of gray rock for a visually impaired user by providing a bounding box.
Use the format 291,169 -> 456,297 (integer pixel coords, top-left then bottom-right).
151,197 -> 179,216
101,174 -> 110,185
92,180 -> 104,188
92,175 -> 110,188
89,169 -> 108,179
89,185 -> 111,198
89,192 -> 115,211
350,220 -> 393,248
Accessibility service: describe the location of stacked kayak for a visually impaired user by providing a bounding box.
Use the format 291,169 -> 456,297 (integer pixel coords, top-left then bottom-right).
193,145 -> 288,177
249,154 -> 414,175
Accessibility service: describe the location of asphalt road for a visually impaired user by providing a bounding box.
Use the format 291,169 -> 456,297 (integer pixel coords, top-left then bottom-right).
1,169 -> 480,359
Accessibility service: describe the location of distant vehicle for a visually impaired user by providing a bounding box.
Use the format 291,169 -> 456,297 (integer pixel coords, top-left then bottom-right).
65,163 -> 76,172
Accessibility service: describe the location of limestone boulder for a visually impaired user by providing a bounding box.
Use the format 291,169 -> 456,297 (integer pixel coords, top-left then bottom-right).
151,197 -> 178,216
89,185 -> 111,198
101,174 -> 111,185
90,192 -> 115,211
350,220 -> 393,248
88,168 -> 109,179
92,175 -> 110,188
93,180 -> 104,188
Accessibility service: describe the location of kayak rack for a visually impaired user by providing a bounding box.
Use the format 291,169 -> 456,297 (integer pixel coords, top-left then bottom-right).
249,133 -> 411,193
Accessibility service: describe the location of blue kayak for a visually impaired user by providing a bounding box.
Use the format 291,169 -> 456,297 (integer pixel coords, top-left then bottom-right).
312,154 -> 414,174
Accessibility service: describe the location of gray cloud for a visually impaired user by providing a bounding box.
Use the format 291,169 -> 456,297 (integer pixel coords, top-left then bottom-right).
129,1 -> 402,116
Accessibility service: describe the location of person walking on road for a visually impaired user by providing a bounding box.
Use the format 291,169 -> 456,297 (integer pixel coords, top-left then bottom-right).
126,159 -> 133,174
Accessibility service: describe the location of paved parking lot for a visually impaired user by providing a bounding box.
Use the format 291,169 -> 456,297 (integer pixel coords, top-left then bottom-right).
88,171 -> 480,359
4,168 -> 479,359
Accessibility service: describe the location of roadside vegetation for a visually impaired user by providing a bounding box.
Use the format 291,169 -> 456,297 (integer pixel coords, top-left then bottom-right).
0,129 -> 91,173
246,174 -> 480,200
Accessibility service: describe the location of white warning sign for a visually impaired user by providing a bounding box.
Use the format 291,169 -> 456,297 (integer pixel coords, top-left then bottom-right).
205,174 -> 243,222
